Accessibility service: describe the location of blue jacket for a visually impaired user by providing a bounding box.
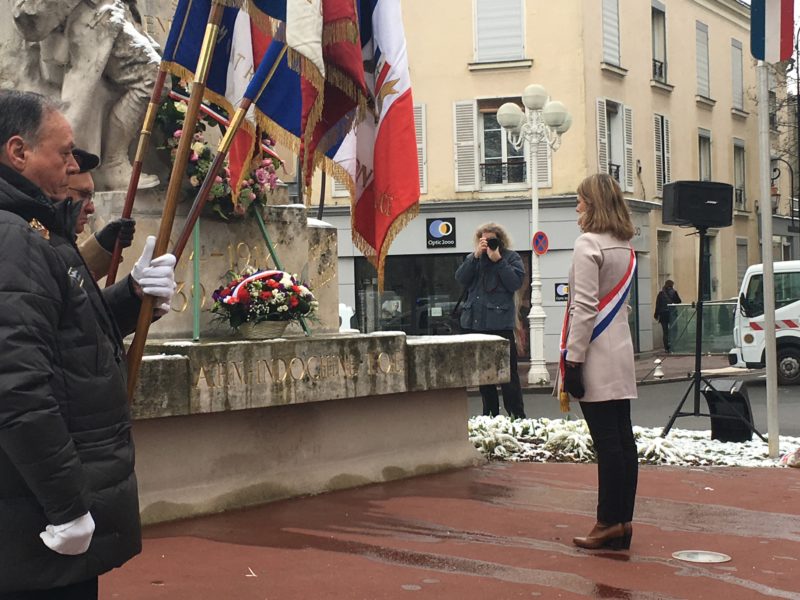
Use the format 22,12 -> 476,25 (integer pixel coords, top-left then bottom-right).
455,249 -> 525,331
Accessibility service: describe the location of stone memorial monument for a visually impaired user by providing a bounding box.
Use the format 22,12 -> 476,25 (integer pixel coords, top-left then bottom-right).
0,0 -> 161,190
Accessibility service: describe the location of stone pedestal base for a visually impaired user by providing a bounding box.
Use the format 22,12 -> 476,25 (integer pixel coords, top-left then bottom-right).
132,332 -> 510,523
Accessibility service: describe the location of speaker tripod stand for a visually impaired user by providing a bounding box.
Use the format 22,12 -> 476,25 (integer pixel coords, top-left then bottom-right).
660,226 -> 765,441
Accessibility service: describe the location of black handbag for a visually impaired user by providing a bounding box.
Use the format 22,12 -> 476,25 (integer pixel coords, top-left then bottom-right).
450,288 -> 468,330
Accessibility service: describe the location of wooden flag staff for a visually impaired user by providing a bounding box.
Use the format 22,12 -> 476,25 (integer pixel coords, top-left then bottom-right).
126,1 -> 226,400
171,44 -> 289,261
105,65 -> 168,286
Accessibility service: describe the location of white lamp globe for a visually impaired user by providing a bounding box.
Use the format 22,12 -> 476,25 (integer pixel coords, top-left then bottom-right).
555,113 -> 573,134
496,102 -> 524,129
522,84 -> 548,111
542,101 -> 568,128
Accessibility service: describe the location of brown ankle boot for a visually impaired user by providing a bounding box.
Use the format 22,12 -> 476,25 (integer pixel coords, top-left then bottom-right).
573,522 -> 626,550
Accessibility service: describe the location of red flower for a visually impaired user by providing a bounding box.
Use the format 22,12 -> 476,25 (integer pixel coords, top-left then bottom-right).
260,290 -> 272,300
236,285 -> 251,303
289,296 -> 299,308
292,285 -> 301,293
267,280 -> 279,289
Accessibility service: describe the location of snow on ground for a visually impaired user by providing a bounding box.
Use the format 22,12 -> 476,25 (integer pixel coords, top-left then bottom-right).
468,416 -> 800,467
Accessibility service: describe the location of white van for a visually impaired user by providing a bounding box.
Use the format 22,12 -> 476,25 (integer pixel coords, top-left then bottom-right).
728,260 -> 800,385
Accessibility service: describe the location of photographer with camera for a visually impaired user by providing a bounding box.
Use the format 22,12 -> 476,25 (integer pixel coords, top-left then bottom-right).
455,222 -> 527,420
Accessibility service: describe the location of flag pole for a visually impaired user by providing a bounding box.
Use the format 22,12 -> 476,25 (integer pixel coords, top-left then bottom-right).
126,1 -> 226,400
105,65 -> 168,286
171,44 -> 289,260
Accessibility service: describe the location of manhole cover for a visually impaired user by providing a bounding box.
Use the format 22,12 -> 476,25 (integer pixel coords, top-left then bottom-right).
672,550 -> 731,563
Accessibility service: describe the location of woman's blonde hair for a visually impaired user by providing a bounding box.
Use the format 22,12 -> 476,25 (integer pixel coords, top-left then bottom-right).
576,173 -> 635,240
474,222 -> 512,249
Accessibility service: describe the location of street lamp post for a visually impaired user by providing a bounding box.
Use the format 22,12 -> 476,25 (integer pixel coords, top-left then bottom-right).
497,85 -> 571,385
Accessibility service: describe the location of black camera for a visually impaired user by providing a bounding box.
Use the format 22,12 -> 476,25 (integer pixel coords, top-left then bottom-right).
487,238 -> 500,251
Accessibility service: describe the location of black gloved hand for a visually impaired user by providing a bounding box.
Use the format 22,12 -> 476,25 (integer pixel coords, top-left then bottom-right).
95,218 -> 136,252
563,363 -> 585,399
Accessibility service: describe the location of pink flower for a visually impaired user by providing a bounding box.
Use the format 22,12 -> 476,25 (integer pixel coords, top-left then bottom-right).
193,132 -> 202,141
189,152 -> 199,162
249,191 -> 256,201
255,168 -> 268,185
174,129 -> 183,138
214,175 -> 223,184
234,203 -> 246,216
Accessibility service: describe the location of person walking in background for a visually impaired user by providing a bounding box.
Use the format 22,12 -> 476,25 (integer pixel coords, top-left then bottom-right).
654,280 -> 682,353
558,174 -> 638,551
456,222 -> 527,420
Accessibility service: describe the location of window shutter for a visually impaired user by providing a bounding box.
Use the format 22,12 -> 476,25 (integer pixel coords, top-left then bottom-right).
654,114 -> 664,195
731,39 -> 743,110
596,98 -> 609,175
602,0 -> 621,65
414,104 -> 427,194
623,105 -> 634,192
454,100 -> 478,191
696,22 -> 710,97
664,116 -> 672,184
535,142 -> 552,188
332,175 -> 350,198
475,0 -> 524,62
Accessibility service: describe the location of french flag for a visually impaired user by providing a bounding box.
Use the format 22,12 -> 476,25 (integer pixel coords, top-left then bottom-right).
751,0 -> 794,63
333,0 -> 420,287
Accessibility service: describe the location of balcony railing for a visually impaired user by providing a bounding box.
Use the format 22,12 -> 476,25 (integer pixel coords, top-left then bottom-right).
608,163 -> 621,182
734,187 -> 745,209
652,59 -> 666,82
480,161 -> 527,186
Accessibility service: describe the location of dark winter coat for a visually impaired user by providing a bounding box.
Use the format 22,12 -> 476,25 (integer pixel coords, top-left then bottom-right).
455,248 -> 525,331
654,286 -> 682,323
0,164 -> 142,593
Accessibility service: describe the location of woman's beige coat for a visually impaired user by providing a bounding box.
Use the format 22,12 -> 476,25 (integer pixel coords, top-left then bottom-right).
563,231 -> 637,403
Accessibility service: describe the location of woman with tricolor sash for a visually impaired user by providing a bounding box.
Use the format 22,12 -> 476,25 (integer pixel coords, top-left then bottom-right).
558,173 -> 638,551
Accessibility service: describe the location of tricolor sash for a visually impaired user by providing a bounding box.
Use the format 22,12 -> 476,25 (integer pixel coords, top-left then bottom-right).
558,247 -> 637,411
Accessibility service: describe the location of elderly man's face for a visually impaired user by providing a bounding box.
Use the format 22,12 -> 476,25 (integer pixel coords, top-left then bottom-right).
20,110 -> 79,201
67,171 -> 94,234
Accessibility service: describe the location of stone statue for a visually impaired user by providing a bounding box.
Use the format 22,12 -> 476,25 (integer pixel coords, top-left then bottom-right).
2,0 -> 161,190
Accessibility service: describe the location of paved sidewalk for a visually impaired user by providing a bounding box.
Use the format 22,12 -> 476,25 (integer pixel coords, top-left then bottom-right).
103,462 -> 800,599
520,352 -> 760,391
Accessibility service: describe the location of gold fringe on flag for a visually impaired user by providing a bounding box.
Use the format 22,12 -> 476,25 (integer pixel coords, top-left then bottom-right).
351,201 -> 420,292
322,18 -> 359,46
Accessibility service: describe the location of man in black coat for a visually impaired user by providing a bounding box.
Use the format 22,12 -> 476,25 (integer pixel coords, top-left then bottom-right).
654,279 -> 682,353
0,90 -> 176,599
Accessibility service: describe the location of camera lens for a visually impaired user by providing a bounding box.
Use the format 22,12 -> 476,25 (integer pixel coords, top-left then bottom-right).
487,238 -> 500,250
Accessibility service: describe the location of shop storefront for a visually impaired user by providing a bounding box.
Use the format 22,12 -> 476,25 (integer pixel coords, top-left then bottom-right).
321,196 -> 655,362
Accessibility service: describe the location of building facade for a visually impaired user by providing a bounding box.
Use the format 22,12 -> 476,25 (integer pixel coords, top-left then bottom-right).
315,0 -> 794,361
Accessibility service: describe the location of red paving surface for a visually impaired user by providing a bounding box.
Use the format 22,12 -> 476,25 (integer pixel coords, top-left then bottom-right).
103,462 -> 800,599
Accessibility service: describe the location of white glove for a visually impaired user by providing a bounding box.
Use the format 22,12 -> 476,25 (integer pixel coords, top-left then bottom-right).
131,235 -> 177,307
39,511 -> 95,555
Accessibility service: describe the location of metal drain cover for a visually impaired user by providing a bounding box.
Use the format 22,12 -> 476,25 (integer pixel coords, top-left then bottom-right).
672,550 -> 731,563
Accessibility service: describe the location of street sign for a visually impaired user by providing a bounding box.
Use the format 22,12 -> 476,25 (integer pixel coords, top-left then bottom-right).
750,0 -> 794,62
532,231 -> 549,256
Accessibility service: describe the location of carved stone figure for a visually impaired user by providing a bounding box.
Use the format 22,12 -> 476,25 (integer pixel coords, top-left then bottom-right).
2,0 -> 161,190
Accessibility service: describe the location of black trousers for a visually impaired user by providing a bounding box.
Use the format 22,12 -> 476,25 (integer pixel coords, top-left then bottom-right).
579,399 -> 638,524
0,578 -> 98,600
465,328 -> 526,419
660,318 -> 671,352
